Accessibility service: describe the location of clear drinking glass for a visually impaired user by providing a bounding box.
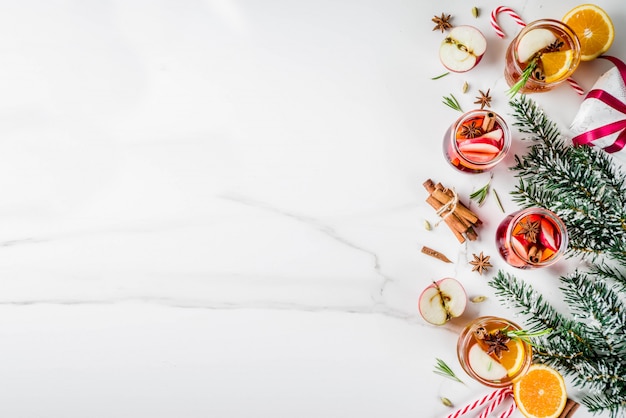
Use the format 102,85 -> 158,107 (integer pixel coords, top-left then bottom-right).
504,19 -> 581,93
496,207 -> 568,269
457,316 -> 533,387
443,109 -> 511,173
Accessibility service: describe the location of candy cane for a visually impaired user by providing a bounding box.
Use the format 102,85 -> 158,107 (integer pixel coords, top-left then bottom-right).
491,5 -> 585,95
477,388 -> 512,418
497,395 -> 518,418
446,387 -> 510,418
567,78 -> 585,95
490,6 -> 525,38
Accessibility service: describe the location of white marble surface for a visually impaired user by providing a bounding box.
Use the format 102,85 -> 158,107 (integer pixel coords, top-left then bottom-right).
1,0 -> 624,417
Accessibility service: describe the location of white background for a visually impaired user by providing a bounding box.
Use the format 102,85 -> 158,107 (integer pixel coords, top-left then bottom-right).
0,0 -> 624,417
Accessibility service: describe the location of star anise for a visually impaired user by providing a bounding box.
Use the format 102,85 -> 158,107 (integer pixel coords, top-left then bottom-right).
544,39 -> 564,53
461,121 -> 482,139
519,219 -> 540,243
432,13 -> 453,32
480,329 -> 511,358
470,251 -> 492,275
474,89 -> 492,109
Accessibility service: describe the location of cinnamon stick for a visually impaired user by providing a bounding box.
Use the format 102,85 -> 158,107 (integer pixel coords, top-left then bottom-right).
425,196 -> 466,242
481,112 -> 496,132
423,178 -> 481,242
558,399 -> 580,418
434,182 -> 482,225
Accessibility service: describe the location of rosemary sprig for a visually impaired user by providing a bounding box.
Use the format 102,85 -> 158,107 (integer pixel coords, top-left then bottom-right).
470,173 -> 493,206
442,94 -> 462,112
431,72 -> 450,80
507,58 -> 538,97
433,358 -> 464,384
504,327 -> 553,345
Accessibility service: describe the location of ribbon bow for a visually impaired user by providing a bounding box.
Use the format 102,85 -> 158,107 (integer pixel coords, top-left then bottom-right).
572,56 -> 626,153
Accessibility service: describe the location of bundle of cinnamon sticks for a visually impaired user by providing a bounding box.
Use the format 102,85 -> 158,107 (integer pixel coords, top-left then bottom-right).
423,179 -> 482,243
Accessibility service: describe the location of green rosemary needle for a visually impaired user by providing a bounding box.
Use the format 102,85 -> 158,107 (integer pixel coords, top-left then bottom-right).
442,94 -> 462,112
493,188 -> 505,213
431,72 -> 450,80
508,57 -> 539,97
433,358 -> 464,384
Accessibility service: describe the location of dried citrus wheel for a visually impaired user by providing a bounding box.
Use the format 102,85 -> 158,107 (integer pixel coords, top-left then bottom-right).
513,364 -> 567,418
499,338 -> 525,376
540,50 -> 574,83
563,4 -> 615,61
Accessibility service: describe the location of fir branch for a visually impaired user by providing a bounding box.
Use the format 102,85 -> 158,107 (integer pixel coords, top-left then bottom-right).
490,270 -> 626,415
508,96 -> 626,263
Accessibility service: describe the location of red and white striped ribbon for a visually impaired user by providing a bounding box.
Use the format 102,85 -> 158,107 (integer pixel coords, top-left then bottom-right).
490,5 -> 585,95
446,387 -> 513,418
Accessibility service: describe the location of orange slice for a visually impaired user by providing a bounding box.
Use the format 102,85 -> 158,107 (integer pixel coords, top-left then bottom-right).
499,338 -> 525,376
540,50 -> 574,83
513,364 -> 567,418
563,4 -> 615,61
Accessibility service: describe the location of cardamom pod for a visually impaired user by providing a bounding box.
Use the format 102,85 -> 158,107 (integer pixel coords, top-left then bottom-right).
471,295 -> 487,303
424,220 -> 432,231
441,397 -> 453,407
462,81 -> 469,93
472,7 -> 479,18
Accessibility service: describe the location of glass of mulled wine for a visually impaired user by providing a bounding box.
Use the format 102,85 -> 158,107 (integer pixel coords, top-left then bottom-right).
496,207 -> 568,269
504,19 -> 581,93
457,316 -> 533,388
443,109 -> 511,173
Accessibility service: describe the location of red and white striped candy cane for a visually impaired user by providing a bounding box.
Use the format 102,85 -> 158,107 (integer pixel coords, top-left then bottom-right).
446,387 -> 510,418
477,387 -> 513,418
490,5 -> 585,95
497,395 -> 518,418
490,6 -> 525,38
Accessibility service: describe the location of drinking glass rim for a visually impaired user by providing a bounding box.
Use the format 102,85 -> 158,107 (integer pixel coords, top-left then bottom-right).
507,207 -> 569,266
451,109 -> 512,166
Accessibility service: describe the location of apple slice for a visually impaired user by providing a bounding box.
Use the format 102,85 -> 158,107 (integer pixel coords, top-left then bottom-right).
459,151 -> 498,163
478,128 -> 503,142
458,141 -> 501,154
517,28 -> 557,63
418,278 -> 467,325
468,344 -> 508,381
539,218 -> 559,251
439,26 -> 487,73
511,235 -> 530,260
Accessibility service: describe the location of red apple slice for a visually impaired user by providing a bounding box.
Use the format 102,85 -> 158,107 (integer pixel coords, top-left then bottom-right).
418,278 -> 467,325
439,26 -> 487,73
458,141 -> 501,154
539,218 -> 559,251
511,235 -> 530,260
460,151 -> 498,163
478,128 -> 503,142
